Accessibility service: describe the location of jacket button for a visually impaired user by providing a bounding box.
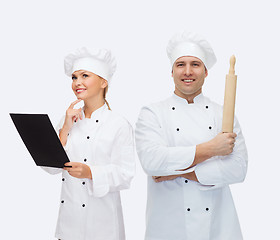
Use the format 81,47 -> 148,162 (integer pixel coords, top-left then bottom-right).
176,128 -> 179,131
82,182 -> 85,185
206,105 -> 209,109
187,208 -> 190,211
82,204 -> 86,207
185,180 -> 188,183
87,136 -> 90,139
84,159 -> 87,162
96,120 -> 99,123
209,126 -> 212,130
61,200 -> 64,203
172,107 -> 175,110
206,208 -> 209,211
62,178 -> 65,181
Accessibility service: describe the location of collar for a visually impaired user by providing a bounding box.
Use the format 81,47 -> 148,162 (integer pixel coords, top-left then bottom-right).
172,92 -> 205,105
82,103 -> 108,120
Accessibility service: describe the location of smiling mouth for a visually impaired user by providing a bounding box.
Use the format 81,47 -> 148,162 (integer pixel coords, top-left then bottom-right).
182,79 -> 195,83
76,89 -> 86,93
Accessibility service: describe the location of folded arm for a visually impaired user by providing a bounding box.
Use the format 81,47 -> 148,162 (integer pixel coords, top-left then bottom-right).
136,106 -> 247,188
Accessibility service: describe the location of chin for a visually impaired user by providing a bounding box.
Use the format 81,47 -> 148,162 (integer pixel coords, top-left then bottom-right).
75,94 -> 86,100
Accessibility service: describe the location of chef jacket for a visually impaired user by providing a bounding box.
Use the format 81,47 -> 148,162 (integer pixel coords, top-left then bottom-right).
43,104 -> 135,240
135,93 -> 248,240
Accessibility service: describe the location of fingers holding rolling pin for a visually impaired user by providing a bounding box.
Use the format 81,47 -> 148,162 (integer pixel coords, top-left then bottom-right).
209,132 -> 237,156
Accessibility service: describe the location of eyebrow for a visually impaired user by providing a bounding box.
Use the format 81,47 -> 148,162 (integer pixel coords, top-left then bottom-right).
72,71 -> 87,77
176,60 -> 202,64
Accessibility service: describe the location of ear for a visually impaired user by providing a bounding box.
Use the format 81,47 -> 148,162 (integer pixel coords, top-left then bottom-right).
205,67 -> 208,78
101,79 -> 108,89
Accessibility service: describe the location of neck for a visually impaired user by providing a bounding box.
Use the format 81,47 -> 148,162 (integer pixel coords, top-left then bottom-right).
83,95 -> 105,118
174,88 -> 202,104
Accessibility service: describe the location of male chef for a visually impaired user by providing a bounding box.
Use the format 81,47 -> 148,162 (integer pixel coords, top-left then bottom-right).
135,31 -> 248,240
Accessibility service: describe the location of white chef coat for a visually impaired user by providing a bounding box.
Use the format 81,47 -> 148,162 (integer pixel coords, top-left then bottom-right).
43,104 -> 135,240
135,93 -> 248,240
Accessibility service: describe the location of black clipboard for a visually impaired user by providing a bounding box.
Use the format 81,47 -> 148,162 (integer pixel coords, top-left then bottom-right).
10,113 -> 70,168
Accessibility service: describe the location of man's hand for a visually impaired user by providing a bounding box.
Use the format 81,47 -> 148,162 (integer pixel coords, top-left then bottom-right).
64,162 -> 92,179
153,171 -> 198,183
181,171 -> 198,182
208,132 -> 237,156
152,175 -> 179,183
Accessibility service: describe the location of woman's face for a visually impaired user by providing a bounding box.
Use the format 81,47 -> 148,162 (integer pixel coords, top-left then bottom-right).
71,70 -> 107,101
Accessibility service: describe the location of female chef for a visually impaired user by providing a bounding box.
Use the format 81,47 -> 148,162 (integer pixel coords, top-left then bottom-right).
44,47 -> 135,240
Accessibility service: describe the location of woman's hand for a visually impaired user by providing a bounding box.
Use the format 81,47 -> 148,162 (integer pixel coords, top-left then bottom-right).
64,162 -> 92,179
63,99 -> 83,131
59,99 -> 83,146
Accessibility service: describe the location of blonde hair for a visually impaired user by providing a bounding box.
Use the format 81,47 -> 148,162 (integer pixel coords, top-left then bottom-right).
103,85 -> 111,110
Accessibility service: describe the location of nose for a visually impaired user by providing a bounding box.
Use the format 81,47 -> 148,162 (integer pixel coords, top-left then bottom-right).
184,64 -> 192,76
75,76 -> 83,86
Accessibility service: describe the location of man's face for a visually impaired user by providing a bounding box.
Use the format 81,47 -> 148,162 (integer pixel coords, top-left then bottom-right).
172,56 -> 208,102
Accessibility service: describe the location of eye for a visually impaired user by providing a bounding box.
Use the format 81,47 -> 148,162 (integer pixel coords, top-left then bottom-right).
83,74 -> 89,78
72,75 -> 77,80
177,63 -> 184,67
192,62 -> 200,67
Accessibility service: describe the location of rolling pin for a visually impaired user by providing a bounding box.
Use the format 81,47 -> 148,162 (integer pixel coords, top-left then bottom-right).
222,55 -> 237,133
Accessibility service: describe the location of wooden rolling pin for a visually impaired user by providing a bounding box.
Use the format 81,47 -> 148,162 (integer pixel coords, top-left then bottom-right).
222,55 -> 237,133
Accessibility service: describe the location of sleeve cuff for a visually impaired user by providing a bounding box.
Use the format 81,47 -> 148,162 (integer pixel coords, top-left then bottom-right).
150,145 -> 196,176
169,145 -> 196,172
41,166 -> 63,175
195,156 -> 225,190
87,165 -> 109,197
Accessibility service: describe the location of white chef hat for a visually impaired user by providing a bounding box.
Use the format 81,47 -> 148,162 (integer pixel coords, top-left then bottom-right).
64,47 -> 117,85
166,31 -> 217,69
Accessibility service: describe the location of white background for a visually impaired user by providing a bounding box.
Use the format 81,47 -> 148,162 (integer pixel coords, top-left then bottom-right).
1,0 -> 279,239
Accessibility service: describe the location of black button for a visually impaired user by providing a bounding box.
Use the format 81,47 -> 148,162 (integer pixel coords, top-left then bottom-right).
187,208 -> 190,211
61,200 -> 64,203
185,180 -> 188,183
96,120 -> 99,123
82,204 -> 86,207
82,182 -> 85,185
206,106 -> 209,109
172,107 -> 175,110
209,126 -> 212,130
87,136 -> 90,139
206,208 -> 209,211
84,159 -> 87,162
74,120 -> 77,123
176,128 -> 180,131
62,178 -> 65,181
67,133 -> 70,136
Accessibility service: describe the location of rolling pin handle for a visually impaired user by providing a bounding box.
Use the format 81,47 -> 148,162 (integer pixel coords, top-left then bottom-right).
229,55 -> 236,75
